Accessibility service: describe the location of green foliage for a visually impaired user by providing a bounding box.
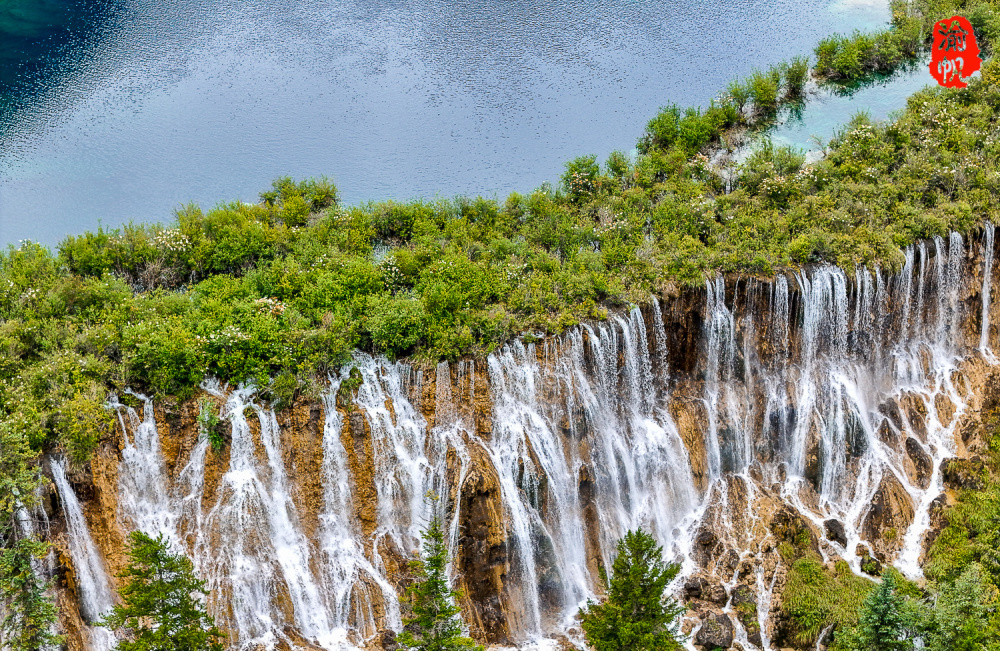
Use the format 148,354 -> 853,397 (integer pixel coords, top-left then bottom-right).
811,0 -> 1000,83
785,56 -> 810,98
781,558 -> 874,646
579,529 -> 685,651
839,570 -> 918,651
397,515 -> 482,651
923,563 -> 1000,651
0,536 -> 62,651
100,530 -> 225,651
197,398 -> 225,453
563,155 -> 602,199
747,68 -> 779,113
58,387 -> 114,468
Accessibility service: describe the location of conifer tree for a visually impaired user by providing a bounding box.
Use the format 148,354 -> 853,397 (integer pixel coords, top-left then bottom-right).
579,528 -> 685,651
925,563 -> 998,651
100,531 -> 225,651
397,515 -> 482,651
0,536 -> 62,651
850,569 -> 915,651
0,423 -> 61,651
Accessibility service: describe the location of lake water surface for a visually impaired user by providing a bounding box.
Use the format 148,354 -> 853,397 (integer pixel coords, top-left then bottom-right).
1,0 -> 900,246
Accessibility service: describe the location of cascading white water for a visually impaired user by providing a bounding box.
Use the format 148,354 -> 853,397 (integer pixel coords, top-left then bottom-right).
981,223 -> 996,359
48,229 -> 998,651
50,459 -> 117,651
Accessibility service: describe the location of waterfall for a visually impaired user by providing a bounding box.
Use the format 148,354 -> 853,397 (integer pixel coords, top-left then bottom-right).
43,230 -> 997,651
50,459 -> 117,651
982,223 -> 996,359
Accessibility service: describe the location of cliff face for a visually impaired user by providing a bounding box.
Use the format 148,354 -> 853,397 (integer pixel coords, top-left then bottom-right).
42,227 -> 1000,651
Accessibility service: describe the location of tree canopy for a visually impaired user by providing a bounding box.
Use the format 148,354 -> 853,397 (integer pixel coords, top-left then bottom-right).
100,530 -> 225,651
579,528 -> 685,651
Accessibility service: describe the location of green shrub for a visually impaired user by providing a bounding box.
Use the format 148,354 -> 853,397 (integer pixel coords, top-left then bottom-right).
58,387 -> 114,468
785,56 -> 810,98
782,559 -> 874,646
726,79 -> 751,113
197,398 -> 225,453
563,155 -> 602,199
365,294 -> 428,359
605,150 -> 631,180
747,68 -> 779,114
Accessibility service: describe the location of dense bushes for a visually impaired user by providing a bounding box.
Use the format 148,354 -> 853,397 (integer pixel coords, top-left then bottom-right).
813,0 -> 1000,83
814,21 -> 922,81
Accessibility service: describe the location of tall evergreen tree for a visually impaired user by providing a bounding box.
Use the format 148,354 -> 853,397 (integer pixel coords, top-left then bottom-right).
850,569 -> 915,651
0,536 -> 62,651
0,423 -> 61,651
397,515 -> 482,651
579,528 -> 685,651
100,531 -> 225,651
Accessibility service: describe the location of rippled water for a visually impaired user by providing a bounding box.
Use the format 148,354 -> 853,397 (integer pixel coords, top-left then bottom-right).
1,0 -> 894,246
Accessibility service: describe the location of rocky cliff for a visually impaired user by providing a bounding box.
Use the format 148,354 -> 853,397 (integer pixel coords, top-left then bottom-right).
36,227 -> 1000,651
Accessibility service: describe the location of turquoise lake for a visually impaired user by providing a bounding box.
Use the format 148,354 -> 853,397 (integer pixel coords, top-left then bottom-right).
0,0 -> 922,246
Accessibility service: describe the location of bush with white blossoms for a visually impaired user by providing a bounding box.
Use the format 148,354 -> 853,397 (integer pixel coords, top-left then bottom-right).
254,297 -> 287,317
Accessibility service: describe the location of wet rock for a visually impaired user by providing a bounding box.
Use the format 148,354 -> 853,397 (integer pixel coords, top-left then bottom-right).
731,584 -> 762,647
703,583 -> 728,605
921,493 -> 951,560
861,473 -> 915,562
454,446 -> 511,644
693,529 -> 723,568
935,393 -> 956,426
877,400 -> 904,434
770,506 -> 820,557
857,548 -> 883,577
928,493 -> 949,530
876,418 -> 898,446
824,519 -> 847,547
684,576 -> 708,601
899,394 -> 928,441
941,457 -> 986,490
670,397 -> 711,493
904,437 -> 933,490
694,612 -> 734,649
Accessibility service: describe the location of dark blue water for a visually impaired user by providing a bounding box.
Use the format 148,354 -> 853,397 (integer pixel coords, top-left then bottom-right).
1,0 -> 896,246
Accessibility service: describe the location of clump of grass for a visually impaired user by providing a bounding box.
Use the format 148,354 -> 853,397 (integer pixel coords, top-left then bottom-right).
781,559 -> 874,646
785,56 -> 810,99
747,68 -> 779,114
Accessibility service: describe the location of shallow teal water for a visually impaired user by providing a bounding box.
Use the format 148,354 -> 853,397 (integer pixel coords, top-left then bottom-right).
766,58 -> 934,154
1,0 -> 901,246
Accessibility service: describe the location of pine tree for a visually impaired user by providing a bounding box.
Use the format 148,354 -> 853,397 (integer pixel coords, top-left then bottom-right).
0,423 -> 61,651
851,569 -> 915,651
100,531 -> 225,651
925,563 -> 998,651
579,528 -> 685,651
0,536 -> 62,651
397,516 -> 482,651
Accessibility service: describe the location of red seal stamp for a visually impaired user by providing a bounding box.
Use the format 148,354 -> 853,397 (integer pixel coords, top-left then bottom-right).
930,15 -> 981,88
